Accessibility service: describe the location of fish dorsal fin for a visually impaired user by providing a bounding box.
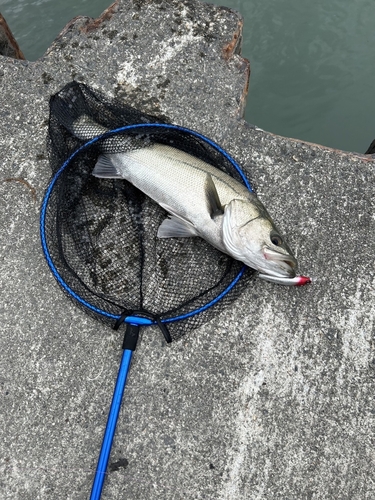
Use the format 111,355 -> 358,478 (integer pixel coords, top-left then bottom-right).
204,174 -> 224,218
92,154 -> 123,178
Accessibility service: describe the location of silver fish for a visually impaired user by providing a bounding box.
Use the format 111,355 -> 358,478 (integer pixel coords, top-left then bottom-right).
70,115 -> 303,283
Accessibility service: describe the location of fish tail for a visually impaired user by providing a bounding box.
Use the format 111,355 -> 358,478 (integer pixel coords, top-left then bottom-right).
49,83 -> 109,141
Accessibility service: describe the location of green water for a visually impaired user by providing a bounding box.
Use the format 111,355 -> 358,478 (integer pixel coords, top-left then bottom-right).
2,0 -> 375,153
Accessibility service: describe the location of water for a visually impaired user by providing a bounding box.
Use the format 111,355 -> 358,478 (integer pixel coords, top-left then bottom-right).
0,0 -> 109,58
1,0 -> 375,153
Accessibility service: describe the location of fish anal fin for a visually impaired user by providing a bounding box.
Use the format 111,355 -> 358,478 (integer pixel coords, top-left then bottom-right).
92,154 -> 122,178
157,215 -> 199,238
204,174 -> 224,218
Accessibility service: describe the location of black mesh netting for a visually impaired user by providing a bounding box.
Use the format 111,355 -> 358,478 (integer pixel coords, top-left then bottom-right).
44,81 -> 254,341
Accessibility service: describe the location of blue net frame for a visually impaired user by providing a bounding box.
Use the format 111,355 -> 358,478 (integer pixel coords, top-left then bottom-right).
41,123 -> 252,333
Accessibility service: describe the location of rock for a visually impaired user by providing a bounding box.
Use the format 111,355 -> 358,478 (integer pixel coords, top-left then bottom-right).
0,14 -> 25,60
365,138 -> 375,154
0,1 -> 374,499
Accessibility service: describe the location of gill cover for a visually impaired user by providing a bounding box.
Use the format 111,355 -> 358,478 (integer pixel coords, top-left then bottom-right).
222,198 -> 297,277
222,198 -> 261,266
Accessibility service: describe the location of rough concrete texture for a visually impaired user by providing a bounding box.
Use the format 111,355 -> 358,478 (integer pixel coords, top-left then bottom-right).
0,1 -> 374,499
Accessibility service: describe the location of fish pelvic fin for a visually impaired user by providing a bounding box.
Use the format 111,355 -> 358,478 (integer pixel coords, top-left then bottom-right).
92,154 -> 123,178
157,214 -> 199,238
204,174 -> 224,219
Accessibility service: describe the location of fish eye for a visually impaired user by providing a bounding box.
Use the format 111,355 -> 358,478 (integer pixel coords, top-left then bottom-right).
271,234 -> 283,246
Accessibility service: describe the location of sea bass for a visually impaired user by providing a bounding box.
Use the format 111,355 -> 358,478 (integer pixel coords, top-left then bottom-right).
69,116 -> 309,285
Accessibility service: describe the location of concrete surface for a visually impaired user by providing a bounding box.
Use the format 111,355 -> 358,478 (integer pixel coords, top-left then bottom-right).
0,1 -> 374,499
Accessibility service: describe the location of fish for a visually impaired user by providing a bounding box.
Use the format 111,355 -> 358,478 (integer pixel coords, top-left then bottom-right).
66,114 -> 309,285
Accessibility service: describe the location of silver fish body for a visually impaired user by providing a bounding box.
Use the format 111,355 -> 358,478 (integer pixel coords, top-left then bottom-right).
71,116 -> 299,281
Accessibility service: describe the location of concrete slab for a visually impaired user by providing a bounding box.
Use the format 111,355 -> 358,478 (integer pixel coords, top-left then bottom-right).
1,1 -> 374,499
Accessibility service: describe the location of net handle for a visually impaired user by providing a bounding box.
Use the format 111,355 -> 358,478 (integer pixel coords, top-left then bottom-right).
90,346 -> 134,500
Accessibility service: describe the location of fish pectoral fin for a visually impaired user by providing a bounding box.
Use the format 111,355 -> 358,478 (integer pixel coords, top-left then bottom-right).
92,154 -> 122,178
157,215 -> 199,238
204,174 -> 224,219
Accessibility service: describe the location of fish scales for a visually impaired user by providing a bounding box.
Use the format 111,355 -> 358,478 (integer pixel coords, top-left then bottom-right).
107,145 -> 255,228
66,114 -> 309,284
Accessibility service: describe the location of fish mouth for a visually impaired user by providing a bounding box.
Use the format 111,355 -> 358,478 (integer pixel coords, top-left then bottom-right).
262,247 -> 297,278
